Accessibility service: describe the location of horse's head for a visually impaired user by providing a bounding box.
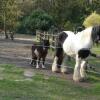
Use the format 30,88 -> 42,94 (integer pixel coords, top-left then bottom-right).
42,39 -> 50,50
91,25 -> 100,43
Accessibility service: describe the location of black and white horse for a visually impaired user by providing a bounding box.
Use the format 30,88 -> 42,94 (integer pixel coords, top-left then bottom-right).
30,39 -> 50,68
52,25 -> 100,82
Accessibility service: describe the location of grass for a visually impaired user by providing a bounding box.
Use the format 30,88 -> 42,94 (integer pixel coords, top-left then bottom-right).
0,46 -> 99,100
0,64 -> 100,100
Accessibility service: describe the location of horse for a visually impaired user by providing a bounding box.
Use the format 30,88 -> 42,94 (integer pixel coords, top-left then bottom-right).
30,39 -> 50,68
52,25 -> 100,82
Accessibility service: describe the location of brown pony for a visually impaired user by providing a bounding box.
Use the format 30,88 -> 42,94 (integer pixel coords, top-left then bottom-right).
30,39 -> 50,68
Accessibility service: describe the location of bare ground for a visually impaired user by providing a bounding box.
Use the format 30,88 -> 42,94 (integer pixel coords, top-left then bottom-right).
0,35 -> 91,87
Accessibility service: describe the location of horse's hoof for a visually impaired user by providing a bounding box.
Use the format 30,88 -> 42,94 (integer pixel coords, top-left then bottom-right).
73,77 -> 86,82
52,68 -> 61,73
79,77 -> 86,82
73,79 -> 81,82
42,66 -> 46,69
73,77 -> 82,82
61,68 -> 69,74
36,66 -> 40,69
36,67 -> 39,69
42,67 -> 46,69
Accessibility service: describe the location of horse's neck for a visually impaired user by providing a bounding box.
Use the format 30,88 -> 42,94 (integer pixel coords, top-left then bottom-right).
76,27 -> 92,40
76,27 -> 93,48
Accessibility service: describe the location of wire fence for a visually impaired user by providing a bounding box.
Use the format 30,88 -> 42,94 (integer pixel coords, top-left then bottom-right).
36,30 -> 58,49
1,51 -> 99,75
21,32 -> 100,74
0,31 -> 100,75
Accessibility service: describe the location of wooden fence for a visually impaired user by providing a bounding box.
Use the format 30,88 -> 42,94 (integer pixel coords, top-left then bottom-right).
36,30 -> 58,49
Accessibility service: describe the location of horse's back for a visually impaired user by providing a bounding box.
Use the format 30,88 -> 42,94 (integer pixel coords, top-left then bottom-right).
63,27 -> 94,57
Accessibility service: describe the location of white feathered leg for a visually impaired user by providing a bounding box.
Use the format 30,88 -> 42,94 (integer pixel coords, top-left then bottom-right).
36,59 -> 40,69
73,55 -> 81,82
42,58 -> 45,68
52,56 -> 60,72
80,60 -> 87,79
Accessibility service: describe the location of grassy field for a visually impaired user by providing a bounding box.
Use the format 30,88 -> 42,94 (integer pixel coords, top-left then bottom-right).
0,46 -> 100,100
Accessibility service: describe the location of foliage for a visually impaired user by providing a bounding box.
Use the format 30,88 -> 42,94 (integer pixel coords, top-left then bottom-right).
23,9 -> 54,33
31,0 -> 93,30
83,12 -> 100,27
0,0 -> 21,34
20,0 -> 34,16
87,0 -> 100,13
1,0 -> 100,34
64,21 -> 75,31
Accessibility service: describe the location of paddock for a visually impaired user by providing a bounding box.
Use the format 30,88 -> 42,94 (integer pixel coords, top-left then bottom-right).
0,33 -> 100,99
0,34 -> 99,76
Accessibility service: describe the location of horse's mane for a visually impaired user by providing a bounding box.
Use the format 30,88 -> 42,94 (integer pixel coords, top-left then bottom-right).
91,25 -> 100,39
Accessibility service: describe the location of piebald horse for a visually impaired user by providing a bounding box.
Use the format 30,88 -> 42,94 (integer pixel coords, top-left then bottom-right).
52,25 -> 100,82
30,39 -> 50,68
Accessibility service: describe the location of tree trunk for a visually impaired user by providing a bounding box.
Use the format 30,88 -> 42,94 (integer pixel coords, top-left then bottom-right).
4,29 -> 8,39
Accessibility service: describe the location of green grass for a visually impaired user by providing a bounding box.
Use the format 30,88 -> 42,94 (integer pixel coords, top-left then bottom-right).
0,46 -> 99,100
0,64 -> 100,100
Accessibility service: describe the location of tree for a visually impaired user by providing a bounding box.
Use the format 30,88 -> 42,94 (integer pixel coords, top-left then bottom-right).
11,0 -> 100,34
83,12 -> 100,27
20,0 -> 34,16
86,0 -> 100,13
23,9 -> 54,34
0,0 -> 21,39
32,0 -> 89,30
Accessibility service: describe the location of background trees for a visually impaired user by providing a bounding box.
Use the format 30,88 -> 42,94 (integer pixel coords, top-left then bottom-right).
0,0 -> 21,39
0,0 -> 100,35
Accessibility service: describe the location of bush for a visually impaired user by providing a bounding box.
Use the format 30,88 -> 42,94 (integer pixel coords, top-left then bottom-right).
24,9 -> 54,32
83,12 -> 100,27
17,10 -> 55,34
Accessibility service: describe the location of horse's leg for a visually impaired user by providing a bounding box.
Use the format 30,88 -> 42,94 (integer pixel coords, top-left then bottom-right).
30,57 -> 33,65
80,60 -> 87,80
33,57 -> 37,66
30,59 -> 34,66
61,55 -> 69,73
30,57 -> 37,66
42,57 -> 45,68
52,56 -> 61,72
30,45 -> 36,66
52,46 -> 63,73
36,57 -> 40,69
73,55 -> 81,82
